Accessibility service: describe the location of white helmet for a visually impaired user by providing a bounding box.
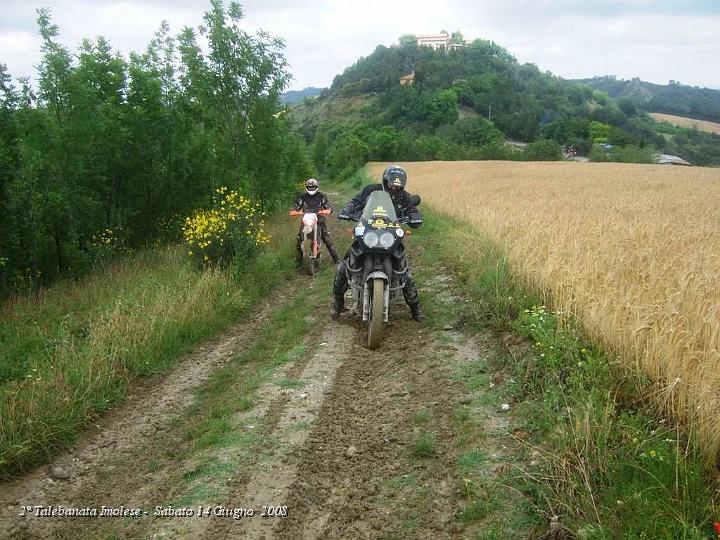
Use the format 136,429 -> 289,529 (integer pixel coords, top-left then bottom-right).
305,178 -> 319,195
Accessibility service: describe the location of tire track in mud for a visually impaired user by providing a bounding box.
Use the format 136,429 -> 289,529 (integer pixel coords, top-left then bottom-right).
0,277 -> 303,540
196,322 -> 356,540
272,314 -> 465,540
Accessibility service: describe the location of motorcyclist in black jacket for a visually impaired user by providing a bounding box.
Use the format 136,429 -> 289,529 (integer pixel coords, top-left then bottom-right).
292,178 -> 340,265
332,165 -> 425,321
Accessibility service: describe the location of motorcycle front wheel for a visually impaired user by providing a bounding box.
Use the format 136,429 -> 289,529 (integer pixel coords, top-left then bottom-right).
367,277 -> 384,349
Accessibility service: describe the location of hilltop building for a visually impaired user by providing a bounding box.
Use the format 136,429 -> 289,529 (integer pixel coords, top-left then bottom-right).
416,31 -> 464,51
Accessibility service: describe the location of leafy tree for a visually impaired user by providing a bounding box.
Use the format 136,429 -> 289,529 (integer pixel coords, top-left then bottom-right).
589,120 -> 611,143
428,88 -> 458,126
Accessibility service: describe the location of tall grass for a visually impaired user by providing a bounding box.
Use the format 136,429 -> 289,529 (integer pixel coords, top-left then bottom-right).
0,219 -> 296,478
368,160 -> 720,465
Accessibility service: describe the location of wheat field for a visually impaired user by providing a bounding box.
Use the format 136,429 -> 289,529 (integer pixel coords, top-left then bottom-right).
368,160 -> 720,462
649,112 -> 720,135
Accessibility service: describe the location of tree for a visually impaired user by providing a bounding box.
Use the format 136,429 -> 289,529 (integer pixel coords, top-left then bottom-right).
398,34 -> 417,47
428,89 -> 458,126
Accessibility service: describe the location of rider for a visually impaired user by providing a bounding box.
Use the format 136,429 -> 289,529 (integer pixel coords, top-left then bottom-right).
332,165 -> 425,321
292,178 -> 340,266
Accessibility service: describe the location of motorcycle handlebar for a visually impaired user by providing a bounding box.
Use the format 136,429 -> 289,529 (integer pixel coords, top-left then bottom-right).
289,209 -> 332,217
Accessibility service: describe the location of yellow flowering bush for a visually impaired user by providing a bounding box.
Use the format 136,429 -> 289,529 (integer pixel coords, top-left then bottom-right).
183,187 -> 270,267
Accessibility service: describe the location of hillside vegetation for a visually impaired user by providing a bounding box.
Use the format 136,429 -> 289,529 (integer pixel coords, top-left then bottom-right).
575,75 -> 720,123
291,37 -> 720,177
370,160 -> 720,465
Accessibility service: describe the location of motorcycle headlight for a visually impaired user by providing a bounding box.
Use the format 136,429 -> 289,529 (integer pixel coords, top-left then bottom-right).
395,228 -> 404,238
379,231 -> 395,248
363,231 -> 379,248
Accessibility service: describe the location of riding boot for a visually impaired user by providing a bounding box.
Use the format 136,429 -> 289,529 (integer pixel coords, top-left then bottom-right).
409,302 -> 426,322
330,294 -> 345,318
328,245 -> 340,264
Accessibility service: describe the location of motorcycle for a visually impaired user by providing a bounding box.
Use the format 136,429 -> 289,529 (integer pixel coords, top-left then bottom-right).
290,208 -> 332,275
340,190 -> 416,349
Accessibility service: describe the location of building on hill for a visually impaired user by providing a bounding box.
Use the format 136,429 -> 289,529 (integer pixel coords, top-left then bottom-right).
656,153 -> 692,166
416,31 -> 450,49
399,72 -> 415,86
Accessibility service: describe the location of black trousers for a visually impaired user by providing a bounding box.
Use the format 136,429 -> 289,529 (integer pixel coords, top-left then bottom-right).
333,242 -> 420,307
296,221 -> 339,262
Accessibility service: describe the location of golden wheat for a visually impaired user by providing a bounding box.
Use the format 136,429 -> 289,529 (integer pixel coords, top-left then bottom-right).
649,112 -> 720,135
368,160 -> 720,463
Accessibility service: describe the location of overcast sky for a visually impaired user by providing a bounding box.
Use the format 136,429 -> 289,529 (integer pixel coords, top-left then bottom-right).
1,0 -> 719,92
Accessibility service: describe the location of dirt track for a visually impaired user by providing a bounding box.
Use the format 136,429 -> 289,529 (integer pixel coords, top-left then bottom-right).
0,218 -> 533,539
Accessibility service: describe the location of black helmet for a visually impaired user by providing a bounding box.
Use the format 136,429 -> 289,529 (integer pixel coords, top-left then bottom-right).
305,178 -> 319,195
382,166 -> 407,192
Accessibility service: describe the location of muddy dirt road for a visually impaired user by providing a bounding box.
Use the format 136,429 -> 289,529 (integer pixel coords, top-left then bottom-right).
1,218 -> 535,539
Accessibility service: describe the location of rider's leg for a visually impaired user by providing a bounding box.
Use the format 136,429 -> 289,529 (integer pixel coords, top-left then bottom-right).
331,260 -> 349,317
295,226 -> 304,267
319,222 -> 340,263
395,249 -> 425,321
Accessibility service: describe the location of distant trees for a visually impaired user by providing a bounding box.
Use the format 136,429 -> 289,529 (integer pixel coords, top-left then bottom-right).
0,1 -> 310,296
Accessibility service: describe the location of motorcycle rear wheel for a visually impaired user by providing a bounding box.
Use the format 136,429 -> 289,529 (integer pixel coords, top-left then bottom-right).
367,278 -> 384,349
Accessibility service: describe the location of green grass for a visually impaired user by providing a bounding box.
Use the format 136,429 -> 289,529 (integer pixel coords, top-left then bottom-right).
410,408 -> 432,425
277,377 -> 305,389
412,431 -> 437,459
412,205 -> 719,538
0,216 -> 299,479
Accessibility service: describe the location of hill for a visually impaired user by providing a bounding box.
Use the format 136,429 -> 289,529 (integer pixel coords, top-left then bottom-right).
290,38 -> 720,175
281,86 -> 324,104
573,76 -> 720,123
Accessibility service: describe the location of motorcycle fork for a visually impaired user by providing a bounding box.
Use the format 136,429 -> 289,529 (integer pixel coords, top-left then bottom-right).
312,224 -> 319,258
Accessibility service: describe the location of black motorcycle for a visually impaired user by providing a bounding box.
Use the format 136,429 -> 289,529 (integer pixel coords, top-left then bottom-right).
341,190 -> 416,349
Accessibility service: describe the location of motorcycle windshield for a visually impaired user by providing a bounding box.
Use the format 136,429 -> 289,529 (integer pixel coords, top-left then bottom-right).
361,191 -> 398,224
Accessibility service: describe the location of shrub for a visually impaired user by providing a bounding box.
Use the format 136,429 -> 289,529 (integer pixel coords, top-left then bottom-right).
182,187 -> 270,268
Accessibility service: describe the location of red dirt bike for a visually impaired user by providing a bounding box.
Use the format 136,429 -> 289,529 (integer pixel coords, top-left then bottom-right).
289,208 -> 332,275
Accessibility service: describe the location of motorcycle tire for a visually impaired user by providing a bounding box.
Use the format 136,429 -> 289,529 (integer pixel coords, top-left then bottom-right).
367,278 -> 384,350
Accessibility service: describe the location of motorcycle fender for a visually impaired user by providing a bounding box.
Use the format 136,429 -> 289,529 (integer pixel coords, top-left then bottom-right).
364,271 -> 391,323
365,270 -> 389,282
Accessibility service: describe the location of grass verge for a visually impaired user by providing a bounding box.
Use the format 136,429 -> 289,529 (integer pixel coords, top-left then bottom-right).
0,218 -> 297,479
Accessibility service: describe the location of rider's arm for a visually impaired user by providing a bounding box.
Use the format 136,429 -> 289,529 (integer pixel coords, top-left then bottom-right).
402,191 -> 423,228
341,184 -> 377,218
320,193 -> 333,213
291,193 -> 304,212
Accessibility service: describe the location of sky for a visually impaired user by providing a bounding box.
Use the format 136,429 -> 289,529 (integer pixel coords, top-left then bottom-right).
1,0 -> 719,92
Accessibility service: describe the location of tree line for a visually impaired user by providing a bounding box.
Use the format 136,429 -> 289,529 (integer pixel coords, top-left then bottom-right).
0,1 -> 312,296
